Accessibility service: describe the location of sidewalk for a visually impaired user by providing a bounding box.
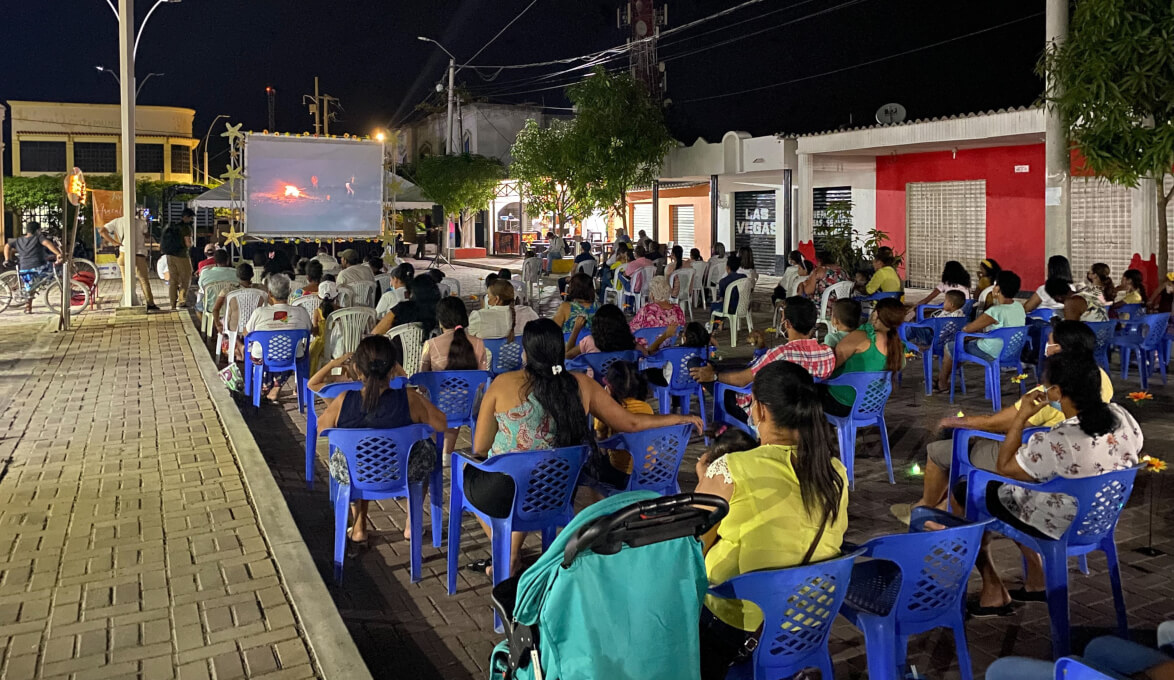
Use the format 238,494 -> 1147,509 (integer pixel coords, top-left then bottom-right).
0,283 -> 364,680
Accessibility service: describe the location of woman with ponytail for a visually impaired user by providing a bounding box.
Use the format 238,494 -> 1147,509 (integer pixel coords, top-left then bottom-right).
422,297 -> 487,372
695,361 -> 848,678
316,336 -> 446,545
945,349 -> 1143,616
822,296 -> 906,417
468,278 -> 538,341
465,319 -> 702,578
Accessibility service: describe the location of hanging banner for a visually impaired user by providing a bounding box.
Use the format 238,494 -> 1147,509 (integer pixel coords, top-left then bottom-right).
90,190 -> 124,271
733,191 -> 777,275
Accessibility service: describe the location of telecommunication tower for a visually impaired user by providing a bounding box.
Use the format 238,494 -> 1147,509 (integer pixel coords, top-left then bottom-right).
617,0 -> 668,99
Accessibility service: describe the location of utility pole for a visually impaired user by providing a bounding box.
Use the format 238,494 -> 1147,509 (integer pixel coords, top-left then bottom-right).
266,86 -> 276,131
304,77 -> 340,135
1044,0 -> 1071,261
445,59 -> 455,155
118,0 -> 138,307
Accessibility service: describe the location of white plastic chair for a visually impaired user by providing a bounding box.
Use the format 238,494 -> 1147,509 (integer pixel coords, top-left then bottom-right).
817,280 -> 857,328
292,275 -> 310,289
669,268 -> 695,321
200,280 -> 237,337
437,281 -> 453,298
216,288 -> 268,361
325,307 -> 377,360
704,260 -> 726,305
447,278 -> 461,297
974,284 -> 997,313
345,280 -> 377,307
574,259 -> 597,277
691,264 -> 707,310
291,294 -> 322,317
374,273 -> 391,293
628,265 -> 656,311
335,286 -> 354,308
384,322 -> 424,376
522,257 -> 542,309
710,279 -> 753,347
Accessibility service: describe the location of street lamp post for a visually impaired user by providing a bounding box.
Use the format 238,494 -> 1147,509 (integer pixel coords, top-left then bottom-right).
95,66 -> 163,98
417,36 -> 457,157
201,114 -> 230,184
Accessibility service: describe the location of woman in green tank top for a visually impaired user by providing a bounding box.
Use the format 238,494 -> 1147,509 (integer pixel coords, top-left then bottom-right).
823,297 -> 906,415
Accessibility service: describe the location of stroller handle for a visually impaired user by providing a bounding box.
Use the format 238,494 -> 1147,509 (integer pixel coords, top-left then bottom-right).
561,493 -> 729,568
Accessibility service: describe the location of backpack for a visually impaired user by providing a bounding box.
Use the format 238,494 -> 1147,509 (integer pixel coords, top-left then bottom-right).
160,224 -> 186,256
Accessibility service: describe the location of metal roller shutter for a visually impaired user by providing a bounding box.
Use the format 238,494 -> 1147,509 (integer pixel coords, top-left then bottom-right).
1071,177 -> 1133,283
671,205 -> 695,250
906,180 -> 987,289
633,204 -> 653,237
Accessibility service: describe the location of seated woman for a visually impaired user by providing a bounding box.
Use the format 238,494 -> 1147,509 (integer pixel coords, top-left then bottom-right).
1023,255 -> 1074,312
735,246 -> 758,293
800,248 -> 849,304
211,261 -> 255,340
628,276 -> 685,350
552,273 -> 599,336
942,350 -> 1142,616
292,260 -> 323,300
774,250 -> 810,304
372,272 -> 440,337
822,296 -> 905,416
696,361 -> 849,678
1111,268 -> 1146,309
908,259 -> 971,319
689,248 -> 705,268
376,263 -> 414,316
709,254 -> 746,313
566,303 -> 640,360
421,297 -> 489,458
468,278 -> 539,340
664,245 -> 691,298
466,319 -> 702,577
316,336 -> 447,545
935,271 -> 1025,393
864,247 -> 903,295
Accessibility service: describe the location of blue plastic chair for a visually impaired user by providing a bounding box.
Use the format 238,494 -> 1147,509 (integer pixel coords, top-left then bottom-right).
641,346 -> 710,441
563,330 -> 592,345
482,338 -> 524,376
594,423 -> 693,496
709,551 -> 861,680
1054,658 -> 1115,679
632,325 -> 679,349
1085,321 -> 1117,372
1112,303 -> 1144,321
945,428 -> 1048,514
822,371 -> 894,488
840,508 -> 992,680
964,466 -> 1137,658
713,381 -> 754,437
916,299 -> 974,322
949,326 -> 1029,411
1111,313 -> 1170,389
243,329 -> 311,410
900,317 -> 966,396
446,445 -> 588,597
304,380 -> 361,490
565,350 -> 642,385
410,370 -> 492,441
321,423 -> 436,583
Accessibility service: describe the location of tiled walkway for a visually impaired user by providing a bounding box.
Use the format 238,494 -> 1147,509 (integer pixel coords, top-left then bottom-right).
232,266 -> 1174,679
0,287 -> 336,679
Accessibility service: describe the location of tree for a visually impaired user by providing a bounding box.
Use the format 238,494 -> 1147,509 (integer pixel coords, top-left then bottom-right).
509,118 -> 596,235
1043,0 -> 1174,274
4,175 -> 65,232
568,67 -> 676,235
412,153 -> 504,248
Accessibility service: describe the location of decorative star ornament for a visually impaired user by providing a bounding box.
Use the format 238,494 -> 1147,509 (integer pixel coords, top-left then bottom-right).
221,165 -> 244,182
377,227 -> 396,246
220,122 -> 244,141
222,225 -> 246,247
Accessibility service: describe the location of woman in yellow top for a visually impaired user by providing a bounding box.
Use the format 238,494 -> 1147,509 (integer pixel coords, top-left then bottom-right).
695,360 -> 849,679
307,282 -> 340,374
865,247 -> 903,294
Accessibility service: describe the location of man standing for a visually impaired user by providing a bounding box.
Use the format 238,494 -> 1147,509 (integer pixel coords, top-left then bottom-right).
3,222 -> 62,313
161,208 -> 195,310
100,214 -> 159,311
335,249 -> 374,286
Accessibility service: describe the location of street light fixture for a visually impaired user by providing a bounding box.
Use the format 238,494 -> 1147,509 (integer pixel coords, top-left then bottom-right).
102,0 -> 181,58
96,66 -> 164,97
201,114 -> 231,185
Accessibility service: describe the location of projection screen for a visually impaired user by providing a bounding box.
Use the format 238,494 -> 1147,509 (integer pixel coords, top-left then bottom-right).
244,134 -> 384,238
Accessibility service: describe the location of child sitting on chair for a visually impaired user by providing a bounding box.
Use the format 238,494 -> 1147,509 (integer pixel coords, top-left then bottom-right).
582,362 -> 655,499
823,298 -> 862,349
905,290 -> 967,348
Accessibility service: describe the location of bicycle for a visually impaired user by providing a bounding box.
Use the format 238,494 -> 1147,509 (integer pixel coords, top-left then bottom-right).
0,260 -> 91,315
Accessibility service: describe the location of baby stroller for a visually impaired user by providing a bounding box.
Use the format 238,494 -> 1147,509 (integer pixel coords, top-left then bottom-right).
489,491 -> 728,680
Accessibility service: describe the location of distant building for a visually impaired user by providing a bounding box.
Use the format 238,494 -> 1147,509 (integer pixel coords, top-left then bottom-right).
402,101 -> 563,165
8,100 -> 198,182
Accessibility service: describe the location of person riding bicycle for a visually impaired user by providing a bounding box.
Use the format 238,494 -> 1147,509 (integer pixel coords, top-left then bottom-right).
4,221 -> 62,313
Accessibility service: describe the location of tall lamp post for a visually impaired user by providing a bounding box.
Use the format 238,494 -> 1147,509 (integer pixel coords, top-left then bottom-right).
200,114 -> 231,185
418,36 -> 459,268
95,66 -> 164,98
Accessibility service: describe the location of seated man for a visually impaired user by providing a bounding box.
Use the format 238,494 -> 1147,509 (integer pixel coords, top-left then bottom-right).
708,254 -> 746,313
196,249 -> 238,316
241,273 -> 312,403
195,243 -> 218,274
691,297 -> 834,424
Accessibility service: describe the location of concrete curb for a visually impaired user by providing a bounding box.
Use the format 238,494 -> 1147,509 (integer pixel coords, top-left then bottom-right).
179,313 -> 373,680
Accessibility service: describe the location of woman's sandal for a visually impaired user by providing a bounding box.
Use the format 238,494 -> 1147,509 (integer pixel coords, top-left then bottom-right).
464,558 -> 492,573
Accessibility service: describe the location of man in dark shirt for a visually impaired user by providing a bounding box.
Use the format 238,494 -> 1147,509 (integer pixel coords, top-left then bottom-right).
4,222 -> 62,313
161,208 -> 194,310
710,253 -> 746,313
559,242 -> 598,294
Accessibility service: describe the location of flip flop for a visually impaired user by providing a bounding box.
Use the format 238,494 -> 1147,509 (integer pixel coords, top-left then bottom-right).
967,601 -> 1015,618
464,558 -> 492,573
1008,588 -> 1047,603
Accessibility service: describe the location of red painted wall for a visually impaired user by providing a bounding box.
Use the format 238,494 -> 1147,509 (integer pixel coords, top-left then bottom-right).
876,144 -> 1047,289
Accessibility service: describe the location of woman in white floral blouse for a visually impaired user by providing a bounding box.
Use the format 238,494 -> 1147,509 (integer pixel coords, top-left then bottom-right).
950,350 -> 1143,617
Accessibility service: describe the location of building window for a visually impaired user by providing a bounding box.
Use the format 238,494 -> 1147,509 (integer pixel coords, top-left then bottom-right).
170,145 -> 192,174
73,142 -> 118,173
463,131 -> 472,153
135,143 -> 165,173
418,142 -> 432,158
19,141 -> 66,173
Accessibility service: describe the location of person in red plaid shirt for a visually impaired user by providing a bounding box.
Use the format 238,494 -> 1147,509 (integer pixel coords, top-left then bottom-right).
690,296 -> 835,424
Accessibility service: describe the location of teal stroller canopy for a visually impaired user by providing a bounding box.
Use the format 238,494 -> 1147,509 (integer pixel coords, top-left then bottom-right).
490,491 -> 728,680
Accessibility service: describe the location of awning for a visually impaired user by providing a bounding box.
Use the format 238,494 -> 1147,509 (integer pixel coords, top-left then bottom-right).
188,180 -> 241,209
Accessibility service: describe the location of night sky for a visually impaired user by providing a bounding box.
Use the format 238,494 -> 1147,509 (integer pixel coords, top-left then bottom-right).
2,0 -> 1044,166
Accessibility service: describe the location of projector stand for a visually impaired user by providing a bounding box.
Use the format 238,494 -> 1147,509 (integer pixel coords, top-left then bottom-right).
428,234 -> 455,271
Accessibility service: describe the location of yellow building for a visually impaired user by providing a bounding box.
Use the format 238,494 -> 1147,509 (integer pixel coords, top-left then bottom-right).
8,100 -> 198,182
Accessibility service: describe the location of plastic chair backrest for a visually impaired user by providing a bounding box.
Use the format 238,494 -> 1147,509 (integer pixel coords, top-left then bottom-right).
691,265 -> 706,293
669,267 -> 694,300
706,260 -> 726,289
226,288 -> 268,333
633,326 -> 679,348
568,350 -> 643,384
325,307 -> 377,359
651,345 -> 709,390
604,423 -> 693,492
482,337 -> 524,375
632,266 -> 655,294
1052,467 -> 1138,548
246,329 -> 309,368
522,257 -> 541,283
851,520 -> 988,625
374,273 -> 391,292
574,259 -> 597,276
1055,657 -> 1116,680
321,423 -> 434,493
291,294 -> 322,316
928,316 -> 966,351
1115,303 -> 1144,321
384,322 -> 424,376
720,278 -> 751,316
335,286 -> 354,308
347,280 -> 378,307
821,281 -> 856,319
822,371 -> 892,419
990,325 -> 1030,362
1135,313 -> 1172,350
479,446 -> 589,523
202,280 -> 237,312
409,370 -> 492,423
1028,308 -> 1056,323
1085,321 -> 1117,352
709,552 -> 858,674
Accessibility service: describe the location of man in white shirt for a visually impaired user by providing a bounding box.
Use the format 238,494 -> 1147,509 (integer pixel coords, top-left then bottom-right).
99,215 -> 159,310
336,249 -> 375,286
243,274 -> 312,403
311,246 -> 340,274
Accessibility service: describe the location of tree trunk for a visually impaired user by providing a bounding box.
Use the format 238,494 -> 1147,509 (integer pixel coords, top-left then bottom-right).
1158,178 -> 1171,279
618,192 -> 628,239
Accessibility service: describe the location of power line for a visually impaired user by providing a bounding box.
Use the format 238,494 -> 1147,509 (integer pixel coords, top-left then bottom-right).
676,11 -> 1043,104
462,0 -> 542,70
656,0 -> 828,50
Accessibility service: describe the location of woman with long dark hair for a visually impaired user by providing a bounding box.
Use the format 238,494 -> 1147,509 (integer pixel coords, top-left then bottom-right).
800,248 -> 849,302
1113,268 -> 1147,307
466,319 -> 701,578
1024,255 -> 1075,312
665,244 -> 692,298
1083,262 -> 1116,303
372,272 -> 441,336
421,297 -> 487,458
552,272 -> 599,335
468,278 -> 539,341
696,361 -> 848,678
910,260 -> 972,312
822,296 -> 906,416
566,302 -> 639,359
315,335 -> 446,545
736,246 -> 758,292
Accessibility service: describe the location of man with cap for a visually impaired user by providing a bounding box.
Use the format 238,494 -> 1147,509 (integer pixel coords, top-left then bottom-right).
161,208 -> 195,309
335,248 -> 374,287
99,214 -> 159,310
195,243 -> 218,274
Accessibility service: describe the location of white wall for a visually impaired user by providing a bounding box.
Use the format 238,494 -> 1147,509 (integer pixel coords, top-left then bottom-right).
813,156 -> 877,243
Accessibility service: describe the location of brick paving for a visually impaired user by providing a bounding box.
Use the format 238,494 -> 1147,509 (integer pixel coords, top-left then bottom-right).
215,265 -> 1174,679
0,284 -> 322,679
